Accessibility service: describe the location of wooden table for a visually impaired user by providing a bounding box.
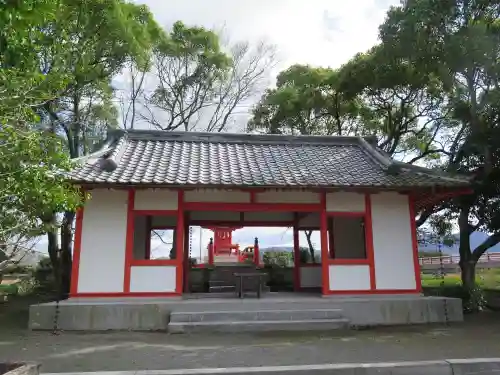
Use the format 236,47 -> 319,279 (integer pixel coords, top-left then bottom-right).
233,272 -> 267,298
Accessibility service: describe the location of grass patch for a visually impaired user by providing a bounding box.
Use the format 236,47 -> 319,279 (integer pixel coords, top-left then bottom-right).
421,269 -> 500,290
0,284 -> 18,295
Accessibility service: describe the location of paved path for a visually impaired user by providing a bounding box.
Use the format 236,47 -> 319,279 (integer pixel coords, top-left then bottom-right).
1,313 -> 500,373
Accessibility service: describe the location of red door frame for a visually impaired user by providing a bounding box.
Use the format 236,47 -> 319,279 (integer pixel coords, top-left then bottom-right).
70,189 -> 423,298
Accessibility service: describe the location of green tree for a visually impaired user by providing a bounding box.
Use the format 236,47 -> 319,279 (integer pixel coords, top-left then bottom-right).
248,56 -> 445,164
3,0 -> 165,293
143,22 -> 276,132
378,0 -> 500,299
0,1 -> 82,276
248,64 -> 361,136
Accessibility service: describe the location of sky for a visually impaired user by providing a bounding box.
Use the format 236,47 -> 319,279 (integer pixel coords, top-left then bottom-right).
138,0 -> 398,71
133,0 -> 399,256
37,0 -> 400,257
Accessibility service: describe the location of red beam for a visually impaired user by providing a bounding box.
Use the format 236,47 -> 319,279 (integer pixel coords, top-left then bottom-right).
189,220 -> 294,227
70,292 -> 180,298
130,259 -> 177,266
327,258 -> 370,265
183,202 -> 322,212
133,210 -> 177,216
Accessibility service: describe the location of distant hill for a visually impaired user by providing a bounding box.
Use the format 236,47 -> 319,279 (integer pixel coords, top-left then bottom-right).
262,232 -> 500,256
419,231 -> 500,255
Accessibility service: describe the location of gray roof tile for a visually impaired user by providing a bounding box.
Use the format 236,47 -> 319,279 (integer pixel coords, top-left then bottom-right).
69,130 -> 470,189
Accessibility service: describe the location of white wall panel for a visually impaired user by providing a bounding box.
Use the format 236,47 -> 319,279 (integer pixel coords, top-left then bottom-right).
184,189 -> 250,203
256,190 -> 320,204
129,266 -> 176,293
300,266 -> 322,288
371,193 -> 417,290
326,192 -> 365,212
328,265 -> 371,291
78,189 -> 128,293
134,189 -> 178,210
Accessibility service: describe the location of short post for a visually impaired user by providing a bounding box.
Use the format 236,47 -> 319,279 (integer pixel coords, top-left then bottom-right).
208,238 -> 214,265
254,237 -> 260,266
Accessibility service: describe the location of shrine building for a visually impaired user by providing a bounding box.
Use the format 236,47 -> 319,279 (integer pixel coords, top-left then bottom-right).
28,129 -> 471,332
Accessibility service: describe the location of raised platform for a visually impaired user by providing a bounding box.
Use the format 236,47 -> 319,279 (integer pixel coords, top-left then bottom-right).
28,293 -> 463,332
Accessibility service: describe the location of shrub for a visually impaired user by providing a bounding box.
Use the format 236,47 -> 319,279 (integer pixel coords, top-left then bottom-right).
33,257 -> 55,292
423,284 -> 486,313
263,252 -> 292,267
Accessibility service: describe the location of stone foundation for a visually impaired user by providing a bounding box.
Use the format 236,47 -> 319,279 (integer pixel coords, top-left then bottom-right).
29,294 -> 463,331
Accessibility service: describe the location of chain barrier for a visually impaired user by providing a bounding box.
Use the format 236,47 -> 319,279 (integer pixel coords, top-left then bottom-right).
437,238 -> 450,325
189,226 -> 193,260
52,249 -> 62,335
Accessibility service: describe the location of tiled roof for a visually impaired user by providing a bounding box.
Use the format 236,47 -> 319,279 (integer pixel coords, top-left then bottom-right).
69,130 -> 470,189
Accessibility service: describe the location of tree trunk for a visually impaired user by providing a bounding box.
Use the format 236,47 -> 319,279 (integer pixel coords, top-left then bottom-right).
457,203 -> 481,312
460,259 -> 477,291
46,228 -> 59,293
59,211 -> 75,296
304,230 -> 315,263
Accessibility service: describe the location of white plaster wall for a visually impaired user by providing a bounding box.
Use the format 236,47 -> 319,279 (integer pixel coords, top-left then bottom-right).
328,265 -> 371,291
243,211 -> 293,222
184,189 -> 250,203
371,192 -> 416,290
129,266 -> 176,293
326,192 -> 365,212
298,213 -> 320,228
78,189 -> 128,293
190,211 -> 240,221
300,266 -> 322,288
151,215 -> 177,227
134,189 -> 178,210
256,190 -> 320,204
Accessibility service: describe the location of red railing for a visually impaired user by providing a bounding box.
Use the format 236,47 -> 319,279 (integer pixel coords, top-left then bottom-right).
419,252 -> 500,265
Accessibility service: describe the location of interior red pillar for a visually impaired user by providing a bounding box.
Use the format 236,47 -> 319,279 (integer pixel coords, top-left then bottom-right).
293,223 -> 300,292
183,219 -> 190,293
175,191 -> 184,295
254,237 -> 260,266
320,192 -> 329,295
208,237 -> 214,265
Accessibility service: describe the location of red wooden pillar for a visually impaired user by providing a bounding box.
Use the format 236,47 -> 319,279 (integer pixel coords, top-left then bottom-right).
70,207 -> 84,296
408,195 -> 422,293
123,190 -> 136,293
175,191 -> 185,295
327,216 -> 335,258
183,219 -> 190,293
320,192 -> 329,295
254,237 -> 260,266
293,223 -> 300,292
208,237 -> 214,265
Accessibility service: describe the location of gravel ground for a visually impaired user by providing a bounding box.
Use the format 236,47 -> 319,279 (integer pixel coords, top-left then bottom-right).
1,312 -> 500,373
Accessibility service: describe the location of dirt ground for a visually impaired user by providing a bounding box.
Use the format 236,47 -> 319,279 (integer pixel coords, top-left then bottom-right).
1,296 -> 500,373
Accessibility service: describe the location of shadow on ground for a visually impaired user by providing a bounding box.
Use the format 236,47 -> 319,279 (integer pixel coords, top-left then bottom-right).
1,295 -> 500,373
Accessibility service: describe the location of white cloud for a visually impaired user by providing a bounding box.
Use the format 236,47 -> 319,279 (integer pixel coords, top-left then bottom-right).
31,1 -> 396,261
137,0 -> 398,70
150,226 -> 321,262
131,0 -> 396,256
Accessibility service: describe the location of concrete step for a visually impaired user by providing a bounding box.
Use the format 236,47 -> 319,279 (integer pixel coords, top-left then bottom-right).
169,309 -> 345,323
209,280 -> 234,286
209,285 -> 236,293
168,318 -> 350,333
